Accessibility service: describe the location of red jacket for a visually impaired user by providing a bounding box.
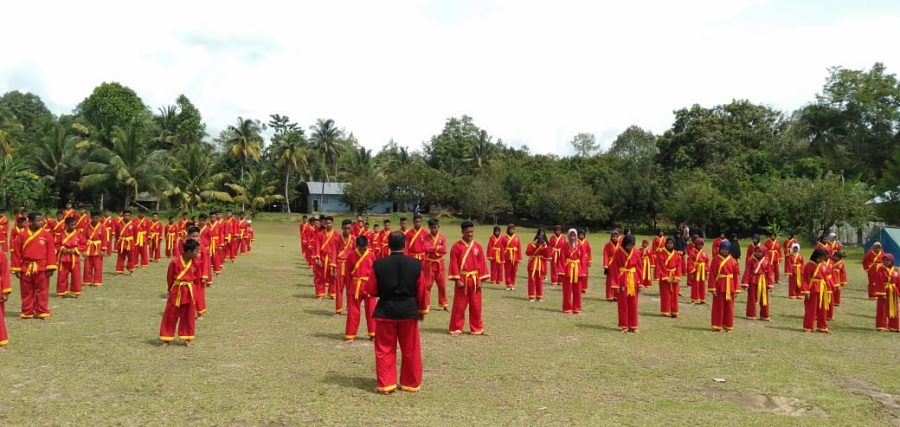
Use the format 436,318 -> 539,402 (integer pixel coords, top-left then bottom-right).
11,228 -> 58,274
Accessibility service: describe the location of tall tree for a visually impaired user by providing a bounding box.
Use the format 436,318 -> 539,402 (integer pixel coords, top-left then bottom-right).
225,116 -> 263,182
174,95 -> 205,147
272,129 -> 309,212
0,107 -> 23,157
570,132 -> 598,157
164,144 -> 232,213
75,82 -> 152,147
309,118 -> 344,211
225,169 -> 283,215
0,91 -> 54,147
31,120 -> 81,205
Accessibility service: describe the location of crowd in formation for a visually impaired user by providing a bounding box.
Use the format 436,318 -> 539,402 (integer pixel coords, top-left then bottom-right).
298,215 -> 899,342
0,203 -> 256,350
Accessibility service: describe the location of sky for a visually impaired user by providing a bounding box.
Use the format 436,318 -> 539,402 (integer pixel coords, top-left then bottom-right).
2,0 -> 900,155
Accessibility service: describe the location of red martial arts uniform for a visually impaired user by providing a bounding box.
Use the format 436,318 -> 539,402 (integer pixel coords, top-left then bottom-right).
764,237 -> 783,283
11,227 -> 58,318
335,234 -> 354,314
448,239 -> 490,334
134,216 -> 150,268
299,222 -> 308,258
237,218 -> 249,255
344,248 -> 376,340
639,246 -> 655,288
148,219 -> 163,262
405,227 -> 426,261
801,261 -> 834,332
862,249 -> 884,299
651,236 -> 666,256
742,256 -> 773,320
159,255 -> 200,342
525,241 -> 548,301
206,220 -> 224,275
164,222 -> 178,258
577,238 -> 591,294
712,237 -> 724,254
548,233 -> 563,285
687,247 -> 709,303
610,246 -> 643,331
116,219 -> 137,273
0,215 -> 10,298
502,233 -> 522,290
709,254 -> 740,331
83,222 -> 107,287
656,249 -> 684,317
312,229 -> 339,298
558,239 -> 586,313
486,233 -> 504,285
175,236 -> 209,315
602,239 -> 619,300
224,217 -> 238,261
423,231 -> 448,309
785,253 -> 804,299
874,265 -> 899,332
55,229 -> 86,296
103,215 -> 117,256
832,258 -> 847,309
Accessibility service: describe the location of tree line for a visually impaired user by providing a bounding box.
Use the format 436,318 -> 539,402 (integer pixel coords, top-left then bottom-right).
0,63 -> 898,238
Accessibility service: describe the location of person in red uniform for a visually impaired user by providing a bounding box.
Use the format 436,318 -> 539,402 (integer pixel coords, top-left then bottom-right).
245,221 -> 255,252
525,229 -> 549,302
873,253 -> 899,332
11,212 -> 58,319
159,239 -> 201,346
303,217 -> 319,267
223,209 -> 238,262
831,251 -> 847,314
782,233 -> 796,257
712,230 -> 726,254
638,239 -> 655,288
133,211 -> 150,268
208,212 -> 225,276
609,235 -> 643,332
745,234 -> 763,269
547,226 -> 563,286
784,243 -> 804,299
814,235 -> 832,258
370,224 -> 380,256
651,230 -> 667,256
404,215 -> 426,261
486,226 -> 504,285
299,215 -> 309,259
687,237 -> 709,304
448,221 -> 490,336
398,217 -> 409,234
83,211 -> 107,288
178,213 -> 189,237
862,242 -> 885,299
50,210 -> 65,241
199,214 -> 221,286
344,236 -> 376,342
148,212 -> 163,262
709,241 -> 740,332
115,211 -> 137,274
237,212 -> 249,255
502,224 -> 522,291
801,248 -> 834,333
179,225 -> 208,317
103,210 -> 116,256
656,238 -> 683,318
763,233 -> 783,284
602,230 -> 620,301
366,231 -> 427,394
0,209 -> 10,298
742,246 -> 774,321
335,219 -> 355,314
0,260 -> 9,349
422,218 -> 448,310
312,217 -> 339,299
75,207 -> 91,234
377,220 -> 393,259
55,217 -> 86,298
558,229 -> 586,314
577,229 -> 591,294
164,216 -> 178,258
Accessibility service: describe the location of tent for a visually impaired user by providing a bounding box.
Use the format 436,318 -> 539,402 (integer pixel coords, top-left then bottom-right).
864,226 -> 900,260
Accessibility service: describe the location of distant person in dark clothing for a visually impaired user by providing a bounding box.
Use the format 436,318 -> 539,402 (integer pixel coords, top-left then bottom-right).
366,231 -> 428,394
728,234 -> 742,260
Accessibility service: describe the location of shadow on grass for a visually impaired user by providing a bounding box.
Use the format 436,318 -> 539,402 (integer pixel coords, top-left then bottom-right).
293,293 -> 320,299
420,326 -> 448,335
779,314 -> 804,320
674,324 -> 715,332
841,312 -> 872,319
835,325 -> 878,332
303,308 -> 336,317
766,325 -> 802,332
311,331 -> 344,341
575,323 -> 622,332
532,306 -> 564,313
322,373 -> 372,392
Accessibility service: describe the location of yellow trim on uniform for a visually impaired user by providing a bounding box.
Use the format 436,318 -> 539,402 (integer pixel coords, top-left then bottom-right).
400,385 -> 420,392
376,384 -> 397,393
179,335 -> 195,340
160,336 -> 175,342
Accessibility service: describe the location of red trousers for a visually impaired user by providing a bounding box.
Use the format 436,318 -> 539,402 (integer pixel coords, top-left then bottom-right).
489,261 -> 503,284
504,262 -> 518,288
0,255 -> 10,293
688,277 -> 706,303
165,239 -> 175,258
659,280 -> 679,316
116,250 -> 135,273
344,288 -> 375,339
83,256 -> 103,287
374,318 -> 422,393
771,260 -> 781,283
561,275 -> 582,313
787,274 -> 801,298
581,268 -> 589,292
875,295 -> 900,331
0,300 -> 8,346
423,260 -> 448,308
212,249 -> 224,274
710,292 -> 735,330
107,237 -> 114,256
195,280 -> 207,315
333,261 -> 346,314
230,239 -> 240,260
244,238 -> 252,253
745,284 -> 771,319
833,286 -> 842,306
616,288 -> 640,330
149,240 -> 161,262
803,293 -> 829,331
313,263 -> 329,297
527,273 -> 544,300
604,273 -> 615,300
241,237 -> 250,254
56,259 -> 82,296
159,298 -> 196,341
19,271 -> 51,318
449,284 -> 484,334
136,244 -> 149,267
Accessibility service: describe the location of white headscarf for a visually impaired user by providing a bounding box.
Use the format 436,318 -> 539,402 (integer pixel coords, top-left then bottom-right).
790,243 -> 800,253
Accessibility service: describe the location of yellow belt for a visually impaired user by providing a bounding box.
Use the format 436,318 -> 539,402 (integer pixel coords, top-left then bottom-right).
757,275 -> 768,307
794,264 -> 802,289
619,267 -> 637,296
119,236 -> 134,252
167,234 -> 176,249
354,277 -> 369,300
493,248 -> 502,263
411,253 -> 424,261
173,281 -> 194,307
694,262 -> 707,281
136,231 -> 146,246
88,240 -> 102,255
642,257 -> 652,281
426,257 -> 444,263
210,237 -> 218,255
567,260 -> 580,284
25,261 -> 39,277
530,258 -> 542,278
460,271 -> 480,293
717,274 -> 733,300
813,280 -> 830,309
552,248 -> 560,263
150,232 -> 160,243
886,283 -> 897,318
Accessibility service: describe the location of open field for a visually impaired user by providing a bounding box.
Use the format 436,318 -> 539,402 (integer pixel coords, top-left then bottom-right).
1,220 -> 898,426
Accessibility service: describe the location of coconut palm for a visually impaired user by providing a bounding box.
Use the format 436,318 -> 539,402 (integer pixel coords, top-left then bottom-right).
272,129 -> 309,213
79,126 -> 170,210
225,169 -> 283,216
341,146 -> 376,179
309,118 -> 344,211
0,108 -> 23,158
150,105 -> 179,150
225,116 -> 263,182
164,143 -> 232,214
31,121 -> 81,203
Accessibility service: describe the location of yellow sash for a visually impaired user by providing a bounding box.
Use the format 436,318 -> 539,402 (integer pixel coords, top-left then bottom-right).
173,259 -> 194,307
886,267 -> 897,318
458,241 -> 479,291
567,259 -> 580,284
619,250 -> 637,296
717,256 -> 734,300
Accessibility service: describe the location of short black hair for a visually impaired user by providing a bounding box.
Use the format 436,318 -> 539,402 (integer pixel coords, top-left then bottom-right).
428,218 -> 439,227
123,210 -> 132,215
168,216 -> 175,220
65,217 -> 77,226
16,216 -> 26,225
91,210 -> 101,217
461,221 -> 474,230
388,231 -> 406,251
27,212 -> 41,222
413,214 -> 422,221
342,219 -> 353,226
833,251 -> 844,260
198,213 -> 208,220
356,236 -> 368,247
324,216 -> 334,222
383,219 -> 391,225
399,217 -> 407,222
187,226 -> 201,234
182,239 -> 200,253
152,211 -> 158,215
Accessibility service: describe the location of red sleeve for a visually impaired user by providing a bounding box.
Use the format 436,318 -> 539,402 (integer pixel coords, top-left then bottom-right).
515,238 -> 523,263
365,268 -> 378,297
311,233 -> 321,259
417,269 -> 429,314
741,258 -> 752,285
423,235 -> 437,255
77,231 -> 87,253
45,232 -> 57,270
608,250 -> 622,288
437,235 -> 447,258
448,243 -> 461,280
731,259 -> 740,291
477,243 -> 489,281
526,242 -> 536,257
167,260 -> 176,289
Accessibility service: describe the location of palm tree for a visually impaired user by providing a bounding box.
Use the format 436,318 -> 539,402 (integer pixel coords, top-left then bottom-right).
341,146 -> 376,179
225,169 -> 283,216
0,156 -> 39,208
309,118 -> 343,212
467,129 -> 493,169
272,130 -> 309,213
31,121 -> 80,203
150,105 -> 179,150
164,144 -> 232,214
225,116 -> 263,182
0,108 -> 23,158
79,126 -> 170,210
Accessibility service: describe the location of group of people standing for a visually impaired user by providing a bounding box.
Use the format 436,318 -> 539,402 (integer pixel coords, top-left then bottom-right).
0,204 -> 256,351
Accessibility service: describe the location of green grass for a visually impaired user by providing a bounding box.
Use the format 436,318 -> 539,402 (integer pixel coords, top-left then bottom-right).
1,222 -> 898,426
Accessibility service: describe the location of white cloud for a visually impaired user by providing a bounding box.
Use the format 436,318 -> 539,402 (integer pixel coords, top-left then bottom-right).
1,0 -> 899,155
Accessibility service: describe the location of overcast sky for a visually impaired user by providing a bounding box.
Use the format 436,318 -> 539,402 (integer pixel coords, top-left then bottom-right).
2,0 -> 899,154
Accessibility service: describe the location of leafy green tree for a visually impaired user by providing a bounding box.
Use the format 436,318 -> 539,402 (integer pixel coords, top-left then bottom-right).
342,175 -> 386,214
779,174 -> 874,239
310,118 -> 344,210
458,164 -> 511,223
225,169 -> 283,215
425,115 -> 497,176
0,91 -> 54,147
570,132 -> 598,157
164,144 -> 232,213
75,82 -> 152,146
0,107 -> 23,157
225,116 -> 263,182
0,157 -> 45,209
174,95 -> 205,147
663,170 -> 735,236
272,129 -> 309,212
31,119 -> 82,205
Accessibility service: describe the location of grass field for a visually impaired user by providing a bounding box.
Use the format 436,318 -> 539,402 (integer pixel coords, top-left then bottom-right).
1,220 -> 898,426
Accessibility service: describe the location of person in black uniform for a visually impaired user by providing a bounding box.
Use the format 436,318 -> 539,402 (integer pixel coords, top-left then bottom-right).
365,231 -> 428,394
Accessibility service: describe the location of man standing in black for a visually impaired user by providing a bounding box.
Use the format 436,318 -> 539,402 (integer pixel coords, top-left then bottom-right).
365,231 -> 428,394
